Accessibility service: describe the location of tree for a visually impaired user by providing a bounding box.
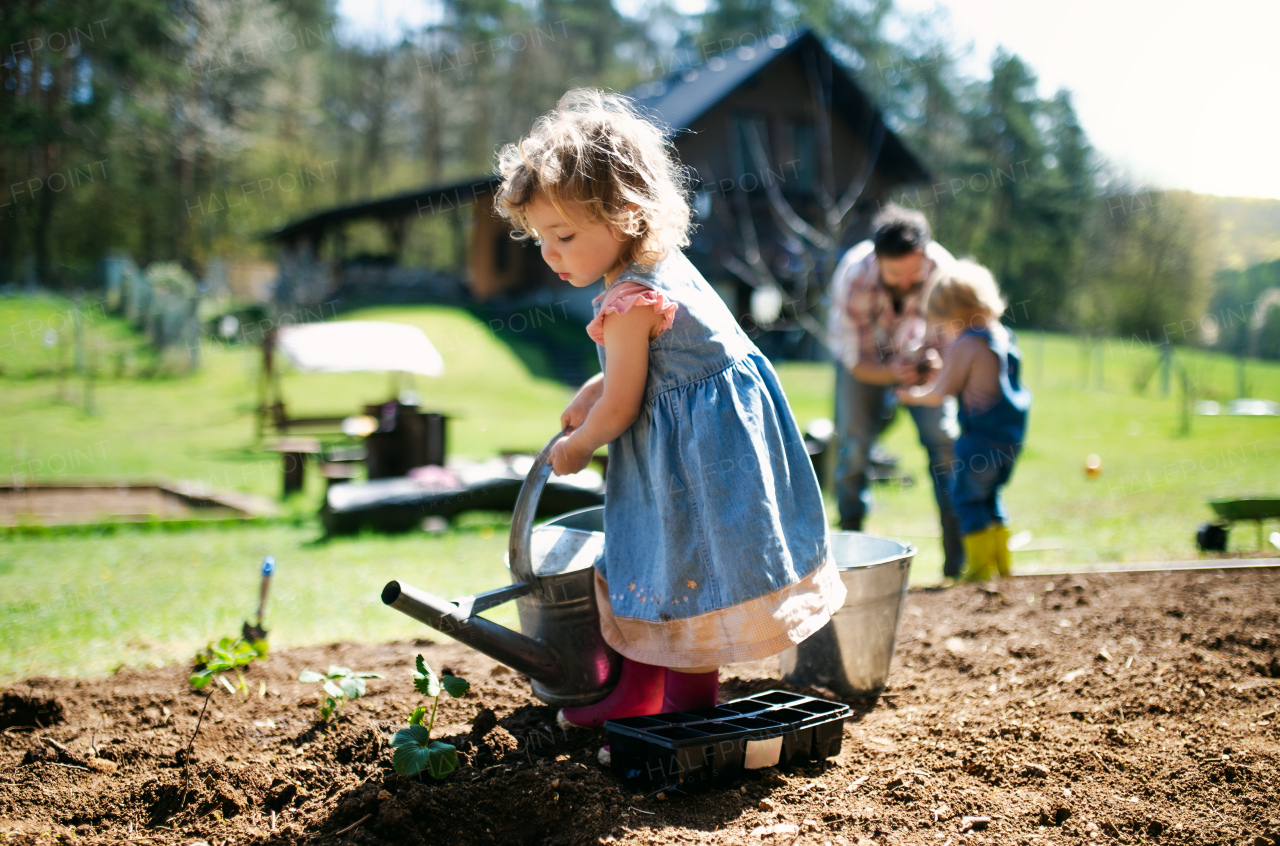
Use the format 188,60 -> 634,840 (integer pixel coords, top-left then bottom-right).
0,0 -> 174,286
1079,188 -> 1213,343
1257,301 -> 1280,361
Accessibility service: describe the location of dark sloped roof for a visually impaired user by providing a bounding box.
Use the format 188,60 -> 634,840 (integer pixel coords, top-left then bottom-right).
628,34 -> 798,131
629,28 -> 928,185
264,28 -> 927,243
265,176 -> 499,243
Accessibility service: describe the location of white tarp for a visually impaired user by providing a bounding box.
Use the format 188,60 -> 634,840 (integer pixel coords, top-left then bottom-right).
276,321 -> 444,376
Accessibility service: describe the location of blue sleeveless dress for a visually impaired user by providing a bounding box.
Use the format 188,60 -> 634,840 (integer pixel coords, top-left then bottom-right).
952,327 -> 1031,535
589,250 -> 846,669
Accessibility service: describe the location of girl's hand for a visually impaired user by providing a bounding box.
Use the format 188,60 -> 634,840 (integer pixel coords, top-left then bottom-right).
549,433 -> 593,476
892,357 -> 924,387
561,373 -> 605,431
896,385 -> 926,405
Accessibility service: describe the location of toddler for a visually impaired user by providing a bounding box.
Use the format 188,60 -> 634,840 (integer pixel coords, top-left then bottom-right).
494,89 -> 846,727
897,260 -> 1031,582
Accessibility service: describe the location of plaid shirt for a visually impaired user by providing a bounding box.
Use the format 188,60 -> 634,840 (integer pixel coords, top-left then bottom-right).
827,240 -> 955,370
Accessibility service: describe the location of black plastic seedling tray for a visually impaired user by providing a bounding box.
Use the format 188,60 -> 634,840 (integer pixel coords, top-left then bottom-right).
605,691 -> 850,792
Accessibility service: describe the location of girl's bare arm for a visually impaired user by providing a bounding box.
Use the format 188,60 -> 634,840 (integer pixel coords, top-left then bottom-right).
561,373 -> 605,431
550,305 -> 660,475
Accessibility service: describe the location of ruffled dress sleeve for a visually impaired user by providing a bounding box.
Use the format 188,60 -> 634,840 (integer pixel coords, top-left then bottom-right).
586,281 -> 678,345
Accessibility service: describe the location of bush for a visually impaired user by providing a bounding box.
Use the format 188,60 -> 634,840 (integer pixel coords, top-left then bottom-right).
143,262 -> 198,298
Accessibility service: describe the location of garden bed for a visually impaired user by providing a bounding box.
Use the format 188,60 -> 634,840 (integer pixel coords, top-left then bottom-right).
0,482 -> 279,529
1,567 -> 1277,845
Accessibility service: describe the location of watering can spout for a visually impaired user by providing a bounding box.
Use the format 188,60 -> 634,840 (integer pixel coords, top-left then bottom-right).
381,431 -> 620,708
381,580 -> 565,688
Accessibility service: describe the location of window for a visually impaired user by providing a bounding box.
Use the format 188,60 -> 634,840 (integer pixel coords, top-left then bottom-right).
733,114 -> 771,183
790,122 -> 817,193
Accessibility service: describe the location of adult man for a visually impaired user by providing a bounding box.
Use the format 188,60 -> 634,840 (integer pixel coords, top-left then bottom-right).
827,205 -> 964,578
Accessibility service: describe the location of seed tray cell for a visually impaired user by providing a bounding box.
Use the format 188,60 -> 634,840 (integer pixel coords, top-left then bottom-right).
607,715 -> 668,731
751,691 -> 806,706
722,716 -> 781,731
680,706 -> 740,720
605,690 -> 850,792
650,725 -> 710,741
765,707 -> 817,765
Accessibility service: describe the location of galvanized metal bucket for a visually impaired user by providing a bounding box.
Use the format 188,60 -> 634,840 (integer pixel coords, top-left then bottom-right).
779,532 -> 915,698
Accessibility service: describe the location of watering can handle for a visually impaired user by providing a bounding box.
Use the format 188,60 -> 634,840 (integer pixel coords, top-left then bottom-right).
508,430 -> 567,583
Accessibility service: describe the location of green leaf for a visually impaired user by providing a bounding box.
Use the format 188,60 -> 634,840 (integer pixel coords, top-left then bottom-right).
440,675 -> 470,699
413,654 -> 440,698
322,679 -> 344,699
392,724 -> 430,748
339,677 -> 363,700
189,669 -> 213,688
355,672 -> 383,679
249,639 -> 269,657
408,706 -> 428,726
391,724 -> 433,776
392,743 -> 431,777
298,670 -> 326,684
327,665 -> 352,678
425,741 -> 458,780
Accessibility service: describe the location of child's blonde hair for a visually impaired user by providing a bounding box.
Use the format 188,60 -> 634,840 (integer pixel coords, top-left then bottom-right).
494,88 -> 691,270
927,259 -> 1006,323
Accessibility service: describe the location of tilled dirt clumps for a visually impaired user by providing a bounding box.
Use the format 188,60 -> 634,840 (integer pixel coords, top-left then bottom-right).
1,567 -> 1278,845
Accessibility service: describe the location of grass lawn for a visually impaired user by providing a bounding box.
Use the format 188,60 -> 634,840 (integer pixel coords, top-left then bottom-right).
2,293 -> 1279,684
1,297 -> 581,503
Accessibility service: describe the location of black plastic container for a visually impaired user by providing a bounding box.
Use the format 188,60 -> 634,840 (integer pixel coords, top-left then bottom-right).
605,691 -> 850,792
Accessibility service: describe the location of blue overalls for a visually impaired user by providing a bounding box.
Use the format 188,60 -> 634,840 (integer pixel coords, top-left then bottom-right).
951,327 -> 1031,535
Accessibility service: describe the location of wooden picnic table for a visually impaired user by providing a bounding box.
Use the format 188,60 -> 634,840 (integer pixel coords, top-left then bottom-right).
265,436 -> 323,496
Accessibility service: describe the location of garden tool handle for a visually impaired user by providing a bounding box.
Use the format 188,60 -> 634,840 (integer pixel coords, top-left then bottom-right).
508,430 -> 565,584
256,556 -> 275,626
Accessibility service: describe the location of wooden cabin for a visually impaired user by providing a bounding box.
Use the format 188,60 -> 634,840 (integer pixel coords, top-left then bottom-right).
264,29 -> 929,354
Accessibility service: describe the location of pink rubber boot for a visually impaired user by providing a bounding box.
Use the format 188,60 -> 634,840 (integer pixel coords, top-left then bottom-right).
660,667 -> 719,713
557,658 -> 665,729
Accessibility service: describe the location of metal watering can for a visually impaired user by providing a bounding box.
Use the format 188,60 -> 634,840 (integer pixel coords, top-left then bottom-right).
381,433 -> 620,708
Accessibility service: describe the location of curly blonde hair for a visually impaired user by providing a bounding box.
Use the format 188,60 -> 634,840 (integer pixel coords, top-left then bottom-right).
494,88 -> 692,270
927,259 -> 1007,323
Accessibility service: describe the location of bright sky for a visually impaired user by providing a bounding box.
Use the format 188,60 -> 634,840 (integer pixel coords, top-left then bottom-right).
891,0 -> 1280,199
339,0 -> 1280,199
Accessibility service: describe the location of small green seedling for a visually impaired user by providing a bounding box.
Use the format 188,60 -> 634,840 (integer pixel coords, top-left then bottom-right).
190,636 -> 267,695
298,665 -> 382,721
391,655 -> 470,780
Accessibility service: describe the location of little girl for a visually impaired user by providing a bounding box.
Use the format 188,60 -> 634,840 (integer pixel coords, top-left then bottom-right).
897,260 -> 1031,582
495,89 -> 846,727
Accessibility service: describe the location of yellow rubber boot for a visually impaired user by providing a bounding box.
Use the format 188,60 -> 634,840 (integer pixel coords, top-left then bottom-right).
961,527 -> 995,583
993,524 -> 1012,578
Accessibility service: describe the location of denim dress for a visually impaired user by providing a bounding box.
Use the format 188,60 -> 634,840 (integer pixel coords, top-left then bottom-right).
590,250 -> 846,669
952,327 -> 1032,534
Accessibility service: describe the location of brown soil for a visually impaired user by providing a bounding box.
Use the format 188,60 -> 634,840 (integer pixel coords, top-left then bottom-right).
2,567 -> 1278,845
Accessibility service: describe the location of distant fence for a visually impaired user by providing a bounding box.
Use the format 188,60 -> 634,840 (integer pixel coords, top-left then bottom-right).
104,256 -> 202,371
